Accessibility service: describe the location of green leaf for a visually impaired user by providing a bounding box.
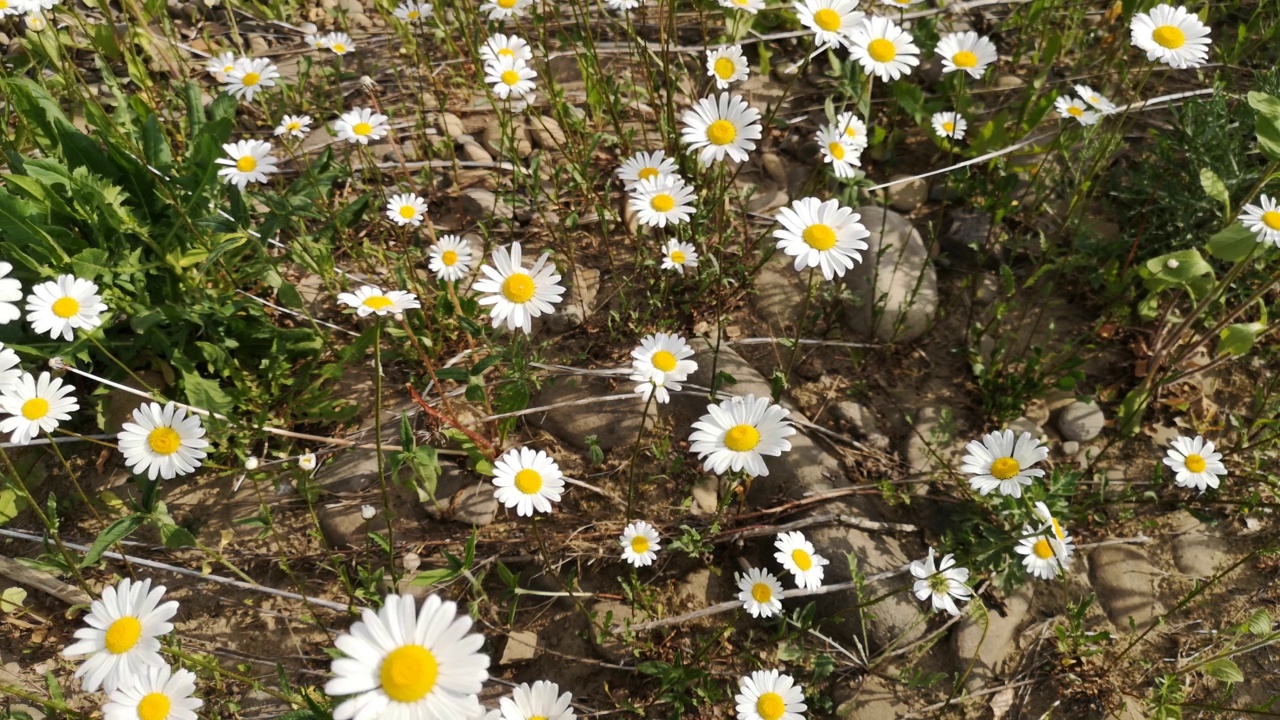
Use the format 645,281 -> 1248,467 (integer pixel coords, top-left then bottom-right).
408,568 -> 458,587
1116,386 -> 1150,437
1,586 -> 27,613
1248,92 -> 1280,163
1247,608 -> 1272,636
1139,249 -> 1215,298
181,371 -> 234,415
80,515 -> 145,568
1206,223 -> 1261,262
1203,658 -> 1244,683
1199,168 -> 1229,216
159,523 -> 197,549
1216,322 -> 1264,358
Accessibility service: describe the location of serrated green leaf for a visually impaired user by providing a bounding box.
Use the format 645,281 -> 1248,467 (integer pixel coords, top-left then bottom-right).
80,515 -> 145,568
1203,658 -> 1244,683
181,371 -> 234,415
158,522 -> 196,549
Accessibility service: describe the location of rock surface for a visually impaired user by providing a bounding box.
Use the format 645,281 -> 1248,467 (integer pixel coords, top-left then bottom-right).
531,377 -> 651,452
1089,545 -> 1167,632
844,205 -> 938,343
499,630 -> 540,664
317,504 -> 389,548
1057,401 -> 1105,441
1169,511 -> 1228,579
952,584 -> 1033,691
547,266 -> 599,333
753,253 -> 808,331
886,174 -> 928,212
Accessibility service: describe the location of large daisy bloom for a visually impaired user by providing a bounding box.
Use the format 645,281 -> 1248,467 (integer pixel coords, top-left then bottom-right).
61,578 -> 178,693
337,286 -> 422,317
491,446 -> 565,517
224,57 -> 279,102
1130,4 -> 1211,70
834,111 -> 869,151
689,394 -> 795,477
216,139 -> 279,191
630,175 -> 697,228
1162,435 -> 1227,493
631,332 -> 697,385
815,125 -> 860,178
498,680 -> 574,720
619,521 -> 661,567
707,45 -> 750,89
102,664 -> 202,720
661,239 -> 699,274
0,371 -> 79,445
394,0 -> 432,21
935,31 -> 997,79
324,31 -> 355,55
1074,84 -> 1117,114
734,669 -> 806,720
473,242 -> 565,333
274,114 -> 314,139
333,107 -> 390,145
773,531 -> 828,591
325,594 -> 489,720
909,548 -> 971,616
0,262 -> 23,324
736,567 -> 784,618
1054,96 -> 1099,126
485,56 -> 537,100
386,193 -> 429,227
795,0 -> 863,51
480,33 -> 533,64
680,92 -> 762,166
848,16 -> 920,81
773,197 -> 870,281
960,429 -> 1048,498
931,111 -> 967,140
25,274 -> 108,341
479,0 -> 532,21
117,402 -> 210,481
1238,194 -> 1280,247
617,150 -> 680,191
428,235 -> 475,282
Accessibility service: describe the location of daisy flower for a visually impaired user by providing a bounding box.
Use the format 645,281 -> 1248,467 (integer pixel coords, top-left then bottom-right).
631,372 -> 678,404
61,578 -> 178,693
24,11 -> 45,30
224,57 -> 279,102
473,242 -> 565,333
707,45 -> 749,89
773,531 -> 828,591
619,521 -> 661,567
480,33 -> 533,64
605,0 -> 640,11
0,371 -> 78,445
960,429 -> 1048,498
773,197 -> 870,281
661,239 -> 699,274
848,16 -> 920,81
616,150 -> 680,191
629,175 -> 697,228
428,235 -> 475,282
815,125 -> 860,178
935,31 -> 997,80
1054,95 -> 1099,126
497,680 -> 574,720
909,547 -> 971,616
795,0 -> 863,51
385,193 -> 429,227
0,262 -> 23,324
274,114 -> 313,138
25,274 -> 107,341
1162,435 -> 1227,493
117,402 -> 209,481
485,56 -> 537,100
680,92 -> 762,166
1238,194 -> 1280,246
0,346 -> 21,394
1014,502 -> 1076,580
333,107 -> 390,145
880,0 -> 923,6
0,0 -> 19,13
325,594 -> 489,720
215,139 -> 279,191
931,111 -> 967,140
305,34 -> 329,50
298,451 -> 318,471
394,0 -> 432,21
324,31 -> 354,55
737,567 -> 784,618
1130,3 -> 1211,70
102,664 -> 202,720
479,0 -> 532,21
734,669 -> 806,720
718,0 -> 764,11
206,51 -> 238,77
689,394 -> 795,477
631,332 -> 698,385
491,446 -> 565,517
834,111 -> 869,151
337,286 -> 422,317
1074,84 -> 1117,114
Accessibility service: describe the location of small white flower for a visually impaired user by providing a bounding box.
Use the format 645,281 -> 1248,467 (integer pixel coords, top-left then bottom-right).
604,0 -> 639,11
935,31 -> 998,80
619,520 -> 661,567
848,16 -> 920,81
274,114 -> 313,138
736,567 -> 784,618
931,111 -> 967,140
815,124 -> 860,178
1162,435 -> 1227,493
0,262 -> 23,324
360,504 -> 378,520
773,197 -> 870,281
0,371 -> 78,445
298,451 -> 318,471
1238,194 -> 1280,247
795,0 -> 863,51
706,45 -> 750,89
394,0 -> 432,21
1130,3 -> 1211,70
473,242 -> 565,333
631,332 -> 698,386
102,664 -> 202,720
0,346 -> 21,395
1014,502 -> 1076,580
1074,84 -> 1117,114
497,680 -> 574,720
386,193 -> 429,227
834,111 -> 869,151
661,239 -> 699,274
25,274 -> 108,341
491,446 -> 565,517
336,286 -> 422,317
479,0 -> 532,21
61,578 -> 178,693
215,139 -> 279,191
773,531 -> 828,591
680,92 -> 763,166
734,669 -> 806,720
245,456 -> 261,470
717,0 -> 764,12
959,429 -> 1048,498
629,175 -> 697,228
304,34 -> 329,50
24,11 -> 47,30
1054,95 -> 1099,126
485,56 -> 538,100
689,394 -> 795,477
428,235 -> 475,282
479,33 -> 533,64
224,57 -> 279,102
909,547 -> 971,616
324,31 -> 354,55
616,150 -> 680,191
206,51 -> 238,77
333,107 -> 390,145
117,402 -> 210,481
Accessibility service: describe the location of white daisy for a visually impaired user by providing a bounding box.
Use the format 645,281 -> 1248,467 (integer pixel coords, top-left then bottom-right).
680,92 -> 762,166
0,0 -> 20,14
773,197 -> 870,281
102,664 -> 202,720
734,669 -> 806,720
848,16 -> 920,81
491,446 -> 565,517
935,31 -> 997,80
0,262 -> 23,324
428,235 -> 474,282
485,56 -> 538,100
206,51 -> 238,77
116,402 -> 210,481
815,125 -> 860,178
616,150 -> 680,191
689,394 -> 795,477
224,57 -> 279,102
324,594 -> 489,720
215,139 -> 279,191
325,31 -> 355,55
717,0 -> 765,12
336,286 -> 422,317
333,107 -> 390,145
479,0 -> 532,21
959,429 -> 1048,498
631,372 -> 678,404
0,371 -> 77,445
773,531 -> 828,591
385,193 -> 428,227
1054,95 -> 1099,126
298,451 -> 318,471
880,0 -> 923,5
619,521 -> 661,567
498,680 -> 574,720
707,45 -> 750,89
931,111 -> 967,140
630,175 -> 697,228
1130,3 -> 1211,70
737,567 -> 784,618
1238,194 -> 1280,246
834,111 -> 869,151
1162,435 -> 1227,493
61,578 -> 178,694
661,239 -> 699,274
25,274 -> 108,341
605,0 -> 640,11
909,548 -> 971,616
631,332 -> 698,386
394,0 -> 432,21
24,10 -> 45,29
1074,84 -> 1117,114
479,33 -> 533,64
795,0 -> 863,51
0,346 -> 20,394
1014,502 -> 1076,580
473,242 -> 565,333
305,34 -> 329,50
274,114 -> 314,138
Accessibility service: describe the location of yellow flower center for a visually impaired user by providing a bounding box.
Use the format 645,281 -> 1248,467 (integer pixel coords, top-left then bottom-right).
331,43 -> 347,53
989,456 -> 1020,481
241,71 -> 260,86
51,296 -> 80,319
630,536 -> 650,554
501,69 -> 520,86
812,7 -> 841,31
952,50 -> 978,68
845,125 -> 858,138
827,142 -> 845,160
756,692 -> 786,720
942,121 -> 955,134
236,156 -> 257,172
104,616 -> 142,654
514,468 -> 542,494
1262,210 -> 1280,230
498,47 -> 515,58
353,122 -> 373,136
723,423 -> 761,452
147,427 -> 181,456
637,166 -> 659,181
714,57 -> 737,80
20,398 -> 49,421
363,295 -> 394,310
791,548 -> 813,571
398,204 -> 417,219
1067,105 -> 1083,117
379,644 -> 438,703
501,273 -> 536,303
1184,453 -> 1206,473
407,9 -> 419,17
651,350 -> 678,372
1152,24 -> 1185,49
867,38 -> 897,63
803,223 -> 837,251
287,122 -> 301,132
750,582 -> 772,603
223,63 -> 235,72
441,250 -> 459,266
670,249 -> 686,264
1032,538 -> 1054,560
498,0 -> 517,8
706,119 -> 737,146
650,193 -> 676,213
0,2 -> 8,9
137,692 -> 172,720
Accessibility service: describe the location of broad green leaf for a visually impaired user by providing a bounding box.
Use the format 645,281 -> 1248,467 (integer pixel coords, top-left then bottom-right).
80,515 -> 145,568
1140,249 -> 1215,298
1248,92 -> 1280,163
1199,168 -> 1229,216
1207,223 -> 1261,262
1203,658 -> 1244,683
181,371 -> 234,415
159,522 -> 196,549
0,586 -> 26,613
1216,322 -> 1264,357
1247,608 -> 1273,636
1116,387 -> 1150,437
